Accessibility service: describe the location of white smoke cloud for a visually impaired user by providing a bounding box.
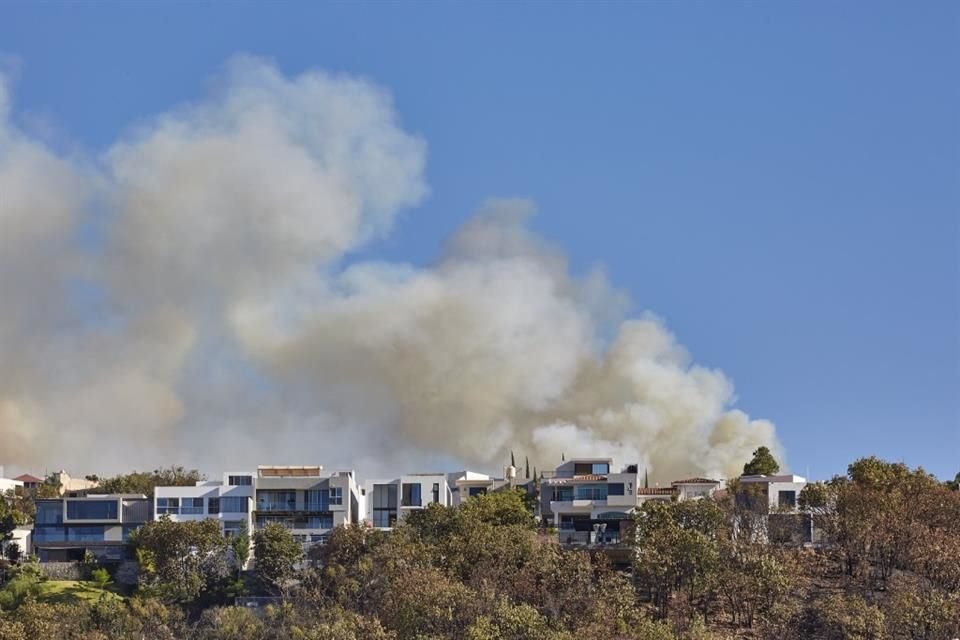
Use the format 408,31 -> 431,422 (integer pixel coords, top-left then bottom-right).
0,57 -> 782,481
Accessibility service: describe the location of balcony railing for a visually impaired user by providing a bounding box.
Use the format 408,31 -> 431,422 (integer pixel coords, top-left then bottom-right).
256,503 -> 297,512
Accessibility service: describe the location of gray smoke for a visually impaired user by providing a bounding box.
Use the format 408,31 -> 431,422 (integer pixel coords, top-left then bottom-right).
0,56 -> 783,481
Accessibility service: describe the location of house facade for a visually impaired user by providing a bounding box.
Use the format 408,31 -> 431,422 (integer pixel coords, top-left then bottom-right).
154,471 -> 255,538
363,473 -> 452,528
540,458 -> 640,544
254,465 -> 360,546
33,494 -> 150,562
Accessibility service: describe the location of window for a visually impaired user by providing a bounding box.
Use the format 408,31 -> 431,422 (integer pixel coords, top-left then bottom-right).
220,497 -> 249,513
551,486 -> 574,501
402,483 -> 422,507
574,484 -> 608,501
228,475 -> 252,486
373,510 -> 397,528
32,527 -> 66,542
156,498 -> 179,515
36,502 -> 63,525
257,491 -> 295,512
778,490 -> 797,509
208,498 -> 220,514
305,490 -> 329,511
328,487 -> 342,506
65,525 -> 106,541
608,483 -> 625,496
67,500 -> 118,520
181,498 -> 204,515
432,483 -> 440,504
372,484 -> 397,527
306,515 -> 333,529
573,462 -> 610,475
223,520 -> 246,538
468,487 -> 487,497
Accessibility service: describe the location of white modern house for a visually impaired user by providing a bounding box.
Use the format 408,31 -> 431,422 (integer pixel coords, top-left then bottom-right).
447,470 -> 509,506
154,471 -> 255,539
253,465 -> 361,546
362,473 -> 452,529
672,477 -> 724,501
738,474 -> 807,512
540,458 -> 641,544
0,467 -> 23,495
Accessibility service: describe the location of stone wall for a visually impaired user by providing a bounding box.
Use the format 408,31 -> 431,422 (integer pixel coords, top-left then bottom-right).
40,561 -> 83,580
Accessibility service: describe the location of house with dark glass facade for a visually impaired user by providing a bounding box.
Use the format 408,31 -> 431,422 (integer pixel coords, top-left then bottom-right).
33,494 -> 151,562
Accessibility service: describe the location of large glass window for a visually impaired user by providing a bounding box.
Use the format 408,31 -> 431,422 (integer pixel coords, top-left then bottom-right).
228,475 -> 252,486
257,491 -> 295,512
467,487 -> 487,497
373,510 -> 396,528
35,502 -> 63,525
220,497 -> 249,513
401,483 -> 421,507
65,525 -> 106,541
573,462 -> 610,475
372,484 -> 397,527
608,483 -> 625,496
208,498 -> 220,514
574,484 -> 608,501
328,487 -> 342,506
306,515 -> 334,529
551,486 -> 574,501
32,527 -> 66,542
223,520 -> 246,538
305,490 -> 329,511
156,498 -> 179,515
181,498 -> 204,515
778,490 -> 797,509
66,500 -> 118,520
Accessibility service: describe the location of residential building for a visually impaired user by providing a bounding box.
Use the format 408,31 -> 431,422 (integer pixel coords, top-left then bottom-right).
254,465 -> 360,546
738,474 -> 807,512
1,527 -> 31,559
540,458 -> 640,544
672,477 -> 723,501
154,471 -> 255,539
363,473 -> 452,528
50,470 -> 99,497
447,470 -> 509,506
14,474 -> 44,493
0,468 -> 23,495
32,494 -> 150,562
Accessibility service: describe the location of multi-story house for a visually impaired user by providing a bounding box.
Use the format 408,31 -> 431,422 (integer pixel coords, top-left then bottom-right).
447,470 -> 509,506
363,473 -> 452,529
254,465 -> 360,546
737,474 -> 807,512
154,471 -> 255,539
541,458 -> 640,544
672,477 -> 723,501
33,494 -> 150,562
735,474 -> 811,544
13,474 -> 43,493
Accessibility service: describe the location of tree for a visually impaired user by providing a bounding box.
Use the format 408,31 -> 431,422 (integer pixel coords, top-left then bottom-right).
96,466 -> 204,498
131,517 -> 231,603
743,446 -> 780,476
253,522 -> 303,596
90,567 -> 111,591
230,522 -> 251,576
525,456 -> 530,480
947,471 -> 960,491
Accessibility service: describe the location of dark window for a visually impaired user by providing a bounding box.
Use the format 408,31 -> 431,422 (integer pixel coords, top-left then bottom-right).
156,498 -> 180,515
228,475 -> 252,486
432,483 -> 440,503
372,484 -> 397,527
305,490 -> 329,511
468,487 -> 487,497
208,498 -> 220,514
574,463 -> 592,475
608,483 -> 625,496
778,490 -> 796,508
66,500 -> 118,520
65,525 -> 106,541
182,498 -> 204,515
36,502 -> 63,525
220,497 -> 249,513
328,488 -> 342,506
402,483 -> 421,507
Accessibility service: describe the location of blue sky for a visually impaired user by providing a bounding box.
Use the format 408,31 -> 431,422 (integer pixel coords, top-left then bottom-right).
2,2 -> 957,480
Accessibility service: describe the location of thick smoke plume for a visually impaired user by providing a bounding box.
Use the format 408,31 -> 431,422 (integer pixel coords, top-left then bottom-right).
0,56 -> 782,481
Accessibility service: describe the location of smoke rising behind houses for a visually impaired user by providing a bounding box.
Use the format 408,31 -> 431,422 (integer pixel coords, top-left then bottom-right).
0,56 -> 782,480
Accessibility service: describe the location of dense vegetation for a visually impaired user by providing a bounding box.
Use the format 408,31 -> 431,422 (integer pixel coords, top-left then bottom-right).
1,456 -> 958,639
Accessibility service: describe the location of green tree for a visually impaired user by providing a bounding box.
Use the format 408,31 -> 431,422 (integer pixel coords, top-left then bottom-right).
230,522 -> 251,576
131,517 -> 231,603
252,522 -> 303,596
946,471 -> 960,491
96,466 -> 204,498
90,567 -> 111,591
743,446 -> 780,476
